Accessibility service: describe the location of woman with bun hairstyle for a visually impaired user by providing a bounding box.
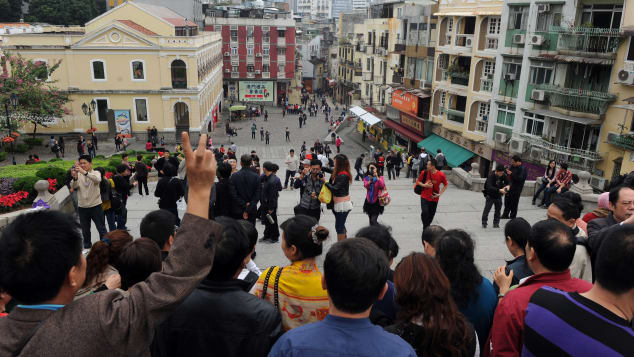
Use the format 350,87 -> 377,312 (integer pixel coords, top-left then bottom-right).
326,154 -> 353,241
75,230 -> 132,298
250,214 -> 330,331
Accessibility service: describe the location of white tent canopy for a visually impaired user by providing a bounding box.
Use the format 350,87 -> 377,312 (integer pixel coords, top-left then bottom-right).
349,106 -> 368,117
359,112 -> 382,126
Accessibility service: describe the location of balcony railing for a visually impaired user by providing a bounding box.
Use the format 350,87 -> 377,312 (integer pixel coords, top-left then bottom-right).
172,80 -> 187,89
536,84 -> 616,115
247,72 -> 255,78
455,34 -> 474,48
480,78 -> 493,92
608,133 -> 634,150
262,72 -> 270,78
441,107 -> 465,124
448,71 -> 469,86
392,74 -> 403,84
518,133 -> 602,169
231,72 -> 239,78
277,37 -> 286,47
552,26 -> 623,55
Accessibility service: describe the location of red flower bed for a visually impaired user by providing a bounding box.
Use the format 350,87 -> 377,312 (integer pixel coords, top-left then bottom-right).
0,191 -> 29,211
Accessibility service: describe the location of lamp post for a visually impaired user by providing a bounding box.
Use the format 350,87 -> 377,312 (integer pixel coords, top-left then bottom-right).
4,93 -> 18,165
82,99 -> 97,150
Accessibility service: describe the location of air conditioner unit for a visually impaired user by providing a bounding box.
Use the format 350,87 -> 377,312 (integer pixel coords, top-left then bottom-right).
537,4 -> 551,13
256,53 -> 262,57
224,69 -> 230,73
509,138 -> 527,154
530,35 -> 545,46
465,37 -> 473,48
504,73 -> 518,81
224,52 -> 230,56
513,34 -> 525,45
255,70 -> 261,74
529,147 -> 543,160
495,132 -> 507,143
531,89 -> 546,101
590,176 -> 608,191
616,69 -> 634,85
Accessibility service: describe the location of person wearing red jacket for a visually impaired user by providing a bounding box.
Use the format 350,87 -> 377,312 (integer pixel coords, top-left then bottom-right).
484,219 -> 592,357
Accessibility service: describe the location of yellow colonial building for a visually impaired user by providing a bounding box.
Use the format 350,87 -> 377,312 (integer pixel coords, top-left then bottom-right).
1,1 -> 223,142
597,2 -> 634,186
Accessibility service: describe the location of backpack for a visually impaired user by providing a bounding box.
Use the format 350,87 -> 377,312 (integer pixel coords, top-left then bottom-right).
436,153 -> 446,168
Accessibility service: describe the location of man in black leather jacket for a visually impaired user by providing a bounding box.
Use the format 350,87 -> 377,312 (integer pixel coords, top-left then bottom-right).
501,155 -> 527,219
152,217 -> 283,357
230,154 -> 261,224
260,162 -> 282,243
482,164 -> 509,228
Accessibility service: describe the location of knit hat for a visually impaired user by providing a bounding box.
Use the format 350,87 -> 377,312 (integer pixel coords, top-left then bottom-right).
598,192 -> 610,209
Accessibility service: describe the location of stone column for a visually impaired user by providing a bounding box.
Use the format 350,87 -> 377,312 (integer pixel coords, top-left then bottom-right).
570,170 -> 593,196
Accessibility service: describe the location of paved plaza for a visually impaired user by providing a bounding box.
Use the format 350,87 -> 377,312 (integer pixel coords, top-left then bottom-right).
78,100 -> 547,279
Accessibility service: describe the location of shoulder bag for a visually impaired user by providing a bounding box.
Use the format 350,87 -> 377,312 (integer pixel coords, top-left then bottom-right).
414,170 -> 428,195
260,266 -> 284,310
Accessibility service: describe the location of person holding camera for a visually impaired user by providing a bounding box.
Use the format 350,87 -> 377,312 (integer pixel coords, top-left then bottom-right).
363,163 -> 386,226
293,159 -> 326,221
501,155 -> 527,219
482,164 -> 510,228
70,155 -> 108,249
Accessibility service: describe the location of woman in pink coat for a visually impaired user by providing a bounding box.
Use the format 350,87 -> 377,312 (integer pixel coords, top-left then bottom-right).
363,163 -> 386,226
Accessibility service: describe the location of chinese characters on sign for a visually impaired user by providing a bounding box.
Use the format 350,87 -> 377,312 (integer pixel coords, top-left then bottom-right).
239,81 -> 274,102
391,89 -> 418,115
400,113 -> 423,132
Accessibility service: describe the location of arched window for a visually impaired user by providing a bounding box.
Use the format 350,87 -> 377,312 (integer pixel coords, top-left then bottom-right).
171,60 -> 187,89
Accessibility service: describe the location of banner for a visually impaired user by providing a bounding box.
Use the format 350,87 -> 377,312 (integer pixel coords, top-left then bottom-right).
239,81 -> 274,101
114,110 -> 132,137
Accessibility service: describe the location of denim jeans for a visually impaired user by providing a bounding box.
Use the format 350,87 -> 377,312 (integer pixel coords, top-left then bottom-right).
542,185 -> 568,207
104,209 -> 116,231
284,170 -> 296,188
333,210 -> 350,234
78,204 -> 107,248
533,181 -> 549,203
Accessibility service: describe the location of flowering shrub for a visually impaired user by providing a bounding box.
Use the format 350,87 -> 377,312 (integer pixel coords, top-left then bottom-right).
104,171 -> 113,179
47,178 -> 57,193
86,127 -> 97,134
2,136 -> 14,143
0,191 -> 29,211
32,199 -> 51,210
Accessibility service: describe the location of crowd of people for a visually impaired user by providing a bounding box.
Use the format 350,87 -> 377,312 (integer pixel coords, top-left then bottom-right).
0,132 -> 633,357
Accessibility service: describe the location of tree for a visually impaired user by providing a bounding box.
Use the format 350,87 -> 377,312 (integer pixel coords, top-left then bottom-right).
0,0 -> 23,22
0,52 -> 71,138
26,0 -> 102,25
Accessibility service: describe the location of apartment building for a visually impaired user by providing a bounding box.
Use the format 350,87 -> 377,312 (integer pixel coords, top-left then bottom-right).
597,2 -> 634,187
3,1 -> 223,141
296,0 -> 331,19
430,0 -> 504,175
205,7 -> 296,105
490,1 -> 624,182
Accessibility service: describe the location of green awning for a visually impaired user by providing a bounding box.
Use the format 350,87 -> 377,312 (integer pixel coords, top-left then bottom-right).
417,134 -> 475,168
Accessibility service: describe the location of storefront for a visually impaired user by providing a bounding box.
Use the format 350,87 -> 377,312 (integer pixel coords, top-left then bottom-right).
427,125 -> 493,176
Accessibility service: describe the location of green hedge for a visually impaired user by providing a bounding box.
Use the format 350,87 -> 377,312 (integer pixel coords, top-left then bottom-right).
0,152 -> 6,162
0,158 -> 111,179
15,143 -> 29,153
12,175 -> 40,203
108,157 -> 122,167
23,137 -> 44,147
49,158 -> 62,162
35,166 -> 67,190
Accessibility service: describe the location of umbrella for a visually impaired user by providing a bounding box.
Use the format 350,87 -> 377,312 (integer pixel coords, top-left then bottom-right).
230,105 -> 247,111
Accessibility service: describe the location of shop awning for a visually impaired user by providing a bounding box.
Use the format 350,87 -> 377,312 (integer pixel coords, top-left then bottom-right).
417,134 -> 474,168
360,112 -> 382,126
230,105 -> 247,111
350,106 -> 368,117
382,119 -> 424,143
528,109 -> 600,125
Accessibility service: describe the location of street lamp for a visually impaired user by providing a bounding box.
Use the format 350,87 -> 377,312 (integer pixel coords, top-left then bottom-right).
82,99 -> 97,150
4,93 -> 18,165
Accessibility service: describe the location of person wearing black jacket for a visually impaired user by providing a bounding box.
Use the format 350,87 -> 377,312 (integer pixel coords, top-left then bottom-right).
211,163 -> 233,219
501,155 -> 527,219
154,163 -> 185,225
154,151 -> 180,177
260,162 -> 282,243
354,154 -> 364,181
151,217 -> 283,357
230,154 -> 261,224
113,164 -> 136,230
134,155 -> 149,196
482,164 -> 509,228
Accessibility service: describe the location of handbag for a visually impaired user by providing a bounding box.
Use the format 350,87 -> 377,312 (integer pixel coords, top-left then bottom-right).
378,188 -> 391,206
414,170 -> 428,195
318,184 -> 332,204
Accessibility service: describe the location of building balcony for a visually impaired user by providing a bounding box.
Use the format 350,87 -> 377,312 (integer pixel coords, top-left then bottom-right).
392,74 -> 403,84
262,72 -> 270,78
231,72 -> 239,78
517,133 -> 602,169
277,37 -> 286,47
448,71 -> 469,86
247,72 -> 255,78
607,133 -> 634,151
536,84 -> 617,116
394,40 -> 406,52
440,107 -> 465,124
455,34 -> 474,49
172,80 -> 187,89
552,27 -> 623,56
